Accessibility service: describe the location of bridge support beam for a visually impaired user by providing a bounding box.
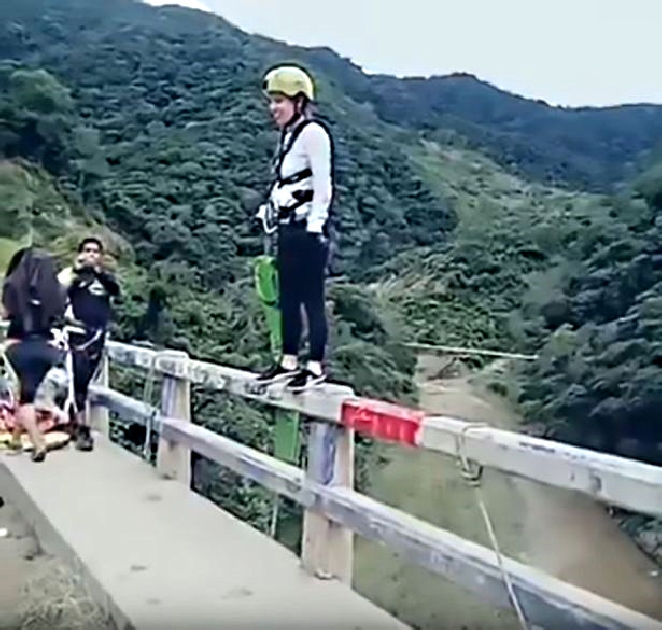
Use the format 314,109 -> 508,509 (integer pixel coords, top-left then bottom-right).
302,421 -> 354,585
156,351 -> 191,486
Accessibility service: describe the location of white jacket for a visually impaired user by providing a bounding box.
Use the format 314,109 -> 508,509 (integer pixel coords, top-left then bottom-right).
269,120 -> 333,233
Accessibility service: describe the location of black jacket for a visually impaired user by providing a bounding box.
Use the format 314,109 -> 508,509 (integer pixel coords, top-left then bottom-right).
66,266 -> 120,330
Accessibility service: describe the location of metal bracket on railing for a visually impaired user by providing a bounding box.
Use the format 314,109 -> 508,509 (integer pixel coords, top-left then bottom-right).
455,423 -> 487,487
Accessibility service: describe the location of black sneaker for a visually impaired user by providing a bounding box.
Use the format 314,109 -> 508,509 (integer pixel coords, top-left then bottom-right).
256,364 -> 298,384
31,448 -> 47,463
285,369 -> 326,394
76,425 -> 94,452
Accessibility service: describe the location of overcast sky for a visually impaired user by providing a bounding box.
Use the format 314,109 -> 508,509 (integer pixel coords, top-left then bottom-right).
145,0 -> 661,107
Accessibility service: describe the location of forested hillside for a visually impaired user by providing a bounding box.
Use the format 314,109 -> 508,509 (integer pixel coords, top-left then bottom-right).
293,47 -> 662,190
0,0 -> 454,283
1,0 -> 661,562
517,164 -> 662,463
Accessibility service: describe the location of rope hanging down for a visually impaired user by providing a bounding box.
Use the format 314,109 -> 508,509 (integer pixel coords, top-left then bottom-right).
456,423 -> 529,630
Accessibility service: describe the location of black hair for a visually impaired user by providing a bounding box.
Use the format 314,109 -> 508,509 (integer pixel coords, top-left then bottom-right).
284,95 -> 314,127
4,247 -> 29,278
77,237 -> 104,253
292,93 -> 311,117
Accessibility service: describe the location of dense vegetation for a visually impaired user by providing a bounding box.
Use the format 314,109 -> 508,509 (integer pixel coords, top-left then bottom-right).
1,0 -> 661,564
378,137 -> 662,470
0,0 -> 454,283
516,166 -> 662,464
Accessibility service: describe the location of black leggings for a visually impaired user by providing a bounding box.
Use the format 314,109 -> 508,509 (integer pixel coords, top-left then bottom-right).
69,331 -> 105,411
277,226 -> 328,362
6,338 -> 62,404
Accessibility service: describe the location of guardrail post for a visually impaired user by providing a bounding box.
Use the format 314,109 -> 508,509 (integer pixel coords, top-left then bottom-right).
88,352 -> 109,438
156,350 -> 191,485
301,420 -> 354,585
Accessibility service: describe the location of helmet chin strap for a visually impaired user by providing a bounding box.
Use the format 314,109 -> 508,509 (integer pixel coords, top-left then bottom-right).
284,96 -> 308,129
285,111 -> 303,129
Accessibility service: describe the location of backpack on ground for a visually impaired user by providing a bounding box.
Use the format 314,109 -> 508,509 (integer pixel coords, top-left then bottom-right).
2,247 -> 65,333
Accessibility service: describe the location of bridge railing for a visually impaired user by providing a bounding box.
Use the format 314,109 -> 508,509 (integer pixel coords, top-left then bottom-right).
79,340 -> 662,630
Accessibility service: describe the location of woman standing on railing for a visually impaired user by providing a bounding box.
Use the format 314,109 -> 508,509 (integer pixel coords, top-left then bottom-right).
256,64 -> 335,393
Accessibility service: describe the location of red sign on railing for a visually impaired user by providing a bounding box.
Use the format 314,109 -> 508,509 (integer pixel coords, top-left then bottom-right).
340,398 -> 424,446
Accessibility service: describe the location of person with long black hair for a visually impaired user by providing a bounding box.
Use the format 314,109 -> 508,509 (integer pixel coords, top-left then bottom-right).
2,247 -> 64,462
257,65 -> 334,392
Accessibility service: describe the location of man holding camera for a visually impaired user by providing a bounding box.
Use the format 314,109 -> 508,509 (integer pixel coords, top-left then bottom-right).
58,237 -> 120,451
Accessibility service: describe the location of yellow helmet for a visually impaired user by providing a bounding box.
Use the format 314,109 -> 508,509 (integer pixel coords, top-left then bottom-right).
262,65 -> 315,101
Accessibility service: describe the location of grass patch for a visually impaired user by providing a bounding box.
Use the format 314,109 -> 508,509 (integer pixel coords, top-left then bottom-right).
18,558 -> 115,630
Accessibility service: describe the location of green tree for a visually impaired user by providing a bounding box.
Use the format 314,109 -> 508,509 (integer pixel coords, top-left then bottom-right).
0,66 -> 74,174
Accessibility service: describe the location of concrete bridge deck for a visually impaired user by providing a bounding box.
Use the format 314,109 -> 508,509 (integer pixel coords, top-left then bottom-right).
0,437 -> 406,630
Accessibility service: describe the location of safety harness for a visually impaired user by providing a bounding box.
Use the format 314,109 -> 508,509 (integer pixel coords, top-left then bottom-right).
266,118 -> 329,229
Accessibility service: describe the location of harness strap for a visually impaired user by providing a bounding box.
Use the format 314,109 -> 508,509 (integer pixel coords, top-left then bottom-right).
70,328 -> 105,353
269,117 -> 334,231
278,167 -> 312,187
277,189 -> 315,221
275,119 -> 314,180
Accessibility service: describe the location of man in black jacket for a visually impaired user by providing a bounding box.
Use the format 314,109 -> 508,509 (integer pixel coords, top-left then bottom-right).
59,238 -> 120,451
